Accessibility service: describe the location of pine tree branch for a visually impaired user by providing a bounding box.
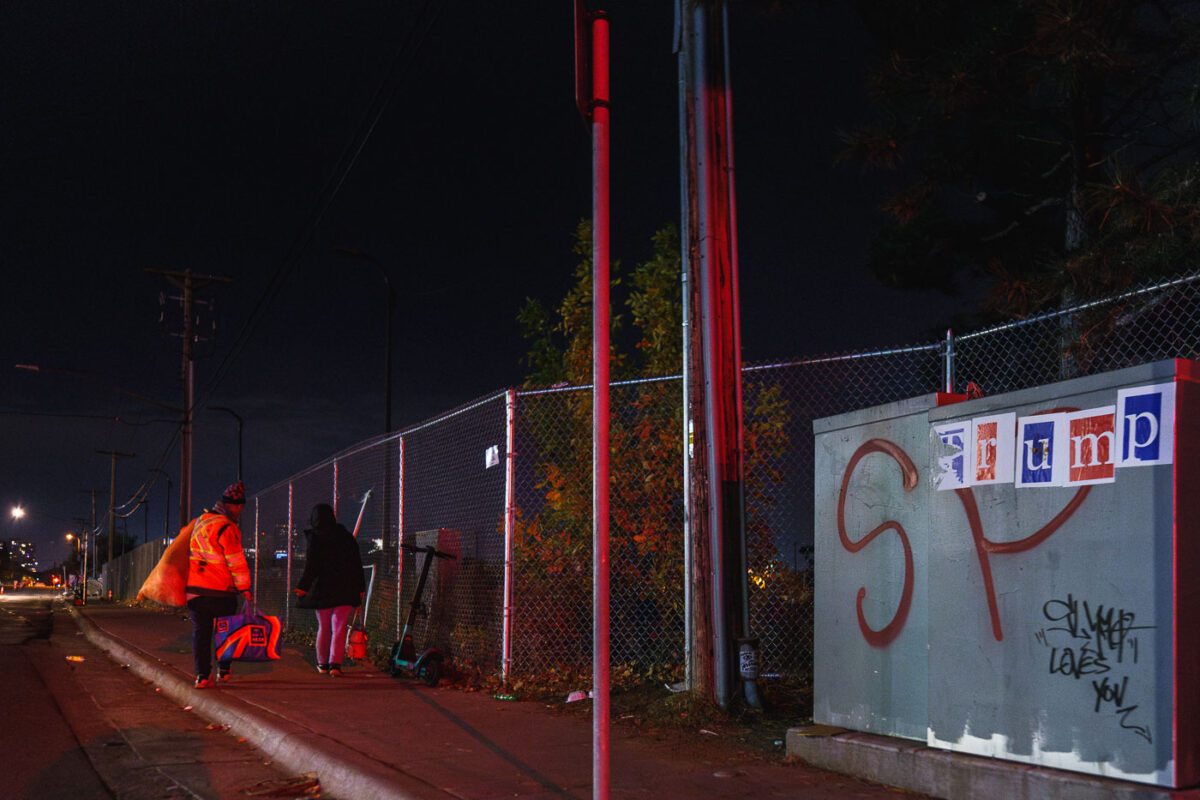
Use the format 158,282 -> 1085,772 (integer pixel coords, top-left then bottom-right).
980,197 -> 1064,243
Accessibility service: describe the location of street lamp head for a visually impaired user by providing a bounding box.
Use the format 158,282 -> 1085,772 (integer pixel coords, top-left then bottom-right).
10,505 -> 25,521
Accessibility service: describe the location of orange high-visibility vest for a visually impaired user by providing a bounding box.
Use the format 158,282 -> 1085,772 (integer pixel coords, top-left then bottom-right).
185,511 -> 251,595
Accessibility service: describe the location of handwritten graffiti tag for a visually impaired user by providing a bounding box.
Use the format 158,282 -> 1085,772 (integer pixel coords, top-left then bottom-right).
1036,593 -> 1154,743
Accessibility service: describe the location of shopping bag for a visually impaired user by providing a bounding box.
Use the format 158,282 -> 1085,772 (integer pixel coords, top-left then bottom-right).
346,609 -> 368,660
136,527 -> 191,607
214,599 -> 282,662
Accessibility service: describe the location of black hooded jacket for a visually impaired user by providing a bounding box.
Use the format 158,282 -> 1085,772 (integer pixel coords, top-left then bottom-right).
296,504 -> 366,609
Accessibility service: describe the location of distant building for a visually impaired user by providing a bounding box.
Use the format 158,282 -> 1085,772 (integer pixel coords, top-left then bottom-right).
0,539 -> 37,570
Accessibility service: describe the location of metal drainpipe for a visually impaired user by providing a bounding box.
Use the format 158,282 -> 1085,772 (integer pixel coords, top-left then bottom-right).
673,0 -> 694,696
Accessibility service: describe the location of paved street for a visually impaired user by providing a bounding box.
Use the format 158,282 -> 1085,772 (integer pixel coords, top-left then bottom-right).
0,588 -> 322,800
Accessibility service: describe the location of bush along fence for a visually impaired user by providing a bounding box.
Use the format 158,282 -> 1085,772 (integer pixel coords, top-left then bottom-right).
104,271 -> 1200,686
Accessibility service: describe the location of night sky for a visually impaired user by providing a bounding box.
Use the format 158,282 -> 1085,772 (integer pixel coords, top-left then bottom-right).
2,1 -> 971,567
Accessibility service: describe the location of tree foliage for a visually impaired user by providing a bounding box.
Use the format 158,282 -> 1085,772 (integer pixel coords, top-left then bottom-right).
513,222 -> 686,671
843,0 -> 1200,317
511,223 -> 803,680
516,220 -> 626,388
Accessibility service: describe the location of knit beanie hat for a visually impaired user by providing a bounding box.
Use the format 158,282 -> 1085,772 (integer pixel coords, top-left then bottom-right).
221,481 -> 246,505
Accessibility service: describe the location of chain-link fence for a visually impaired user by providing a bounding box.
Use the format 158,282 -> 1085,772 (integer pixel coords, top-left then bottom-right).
952,273 -> 1200,395
243,393 -> 510,672
103,538 -> 168,602
105,271 -> 1200,689
509,377 -> 687,679
740,344 -> 944,684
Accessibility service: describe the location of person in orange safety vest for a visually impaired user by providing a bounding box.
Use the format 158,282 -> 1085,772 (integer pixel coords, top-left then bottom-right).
185,480 -> 252,688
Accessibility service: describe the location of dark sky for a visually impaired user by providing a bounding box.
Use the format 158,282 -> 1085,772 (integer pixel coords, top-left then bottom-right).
2,1 -> 970,567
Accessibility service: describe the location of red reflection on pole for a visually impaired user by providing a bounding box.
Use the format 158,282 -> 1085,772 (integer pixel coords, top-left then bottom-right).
592,12 -> 611,800
577,2 -> 610,797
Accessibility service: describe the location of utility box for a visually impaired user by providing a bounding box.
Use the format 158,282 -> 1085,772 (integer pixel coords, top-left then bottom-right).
813,359 -> 1200,787
814,392 -> 947,742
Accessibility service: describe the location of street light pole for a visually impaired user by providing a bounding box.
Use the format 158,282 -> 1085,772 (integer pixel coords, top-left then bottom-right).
8,507 -> 25,587
79,492 -> 99,577
333,247 -> 394,434
207,407 -> 244,481
333,247 -> 397,616
75,518 -> 91,579
65,532 -> 86,604
150,469 -> 172,540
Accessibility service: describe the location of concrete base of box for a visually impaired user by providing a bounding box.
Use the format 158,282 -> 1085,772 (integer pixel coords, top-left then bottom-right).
786,726 -> 1200,800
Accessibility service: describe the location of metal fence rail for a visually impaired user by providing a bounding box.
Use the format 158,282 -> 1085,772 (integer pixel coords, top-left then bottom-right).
104,271 -> 1200,689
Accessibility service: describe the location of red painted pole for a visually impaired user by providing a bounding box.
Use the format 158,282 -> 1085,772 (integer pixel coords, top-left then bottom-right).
590,11 -> 611,800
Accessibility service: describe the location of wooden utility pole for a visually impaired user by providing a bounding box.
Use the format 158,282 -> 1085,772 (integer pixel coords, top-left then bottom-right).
676,0 -> 754,709
96,450 -> 135,567
146,268 -> 232,525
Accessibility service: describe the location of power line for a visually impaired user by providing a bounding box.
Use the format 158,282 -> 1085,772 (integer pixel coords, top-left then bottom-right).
197,0 -> 448,411
125,2 -> 447,516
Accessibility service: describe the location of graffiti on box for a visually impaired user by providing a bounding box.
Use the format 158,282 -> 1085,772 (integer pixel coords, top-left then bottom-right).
837,381 -> 1174,646
1036,592 -> 1155,743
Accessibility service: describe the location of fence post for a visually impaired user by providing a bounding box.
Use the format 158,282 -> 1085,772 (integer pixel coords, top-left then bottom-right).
286,483 -> 293,628
944,328 -> 955,393
253,497 -> 259,596
502,389 -> 517,680
396,435 -> 405,640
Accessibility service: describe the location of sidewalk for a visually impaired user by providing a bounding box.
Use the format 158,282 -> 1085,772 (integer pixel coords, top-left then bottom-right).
69,601 -> 917,800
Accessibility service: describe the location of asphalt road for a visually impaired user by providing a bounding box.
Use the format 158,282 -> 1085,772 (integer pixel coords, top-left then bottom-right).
0,588 -> 322,800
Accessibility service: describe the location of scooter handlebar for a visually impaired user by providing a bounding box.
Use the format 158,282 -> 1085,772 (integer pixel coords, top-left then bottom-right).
400,543 -> 457,560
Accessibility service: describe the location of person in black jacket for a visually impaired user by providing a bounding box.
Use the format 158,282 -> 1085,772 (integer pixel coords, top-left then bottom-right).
294,503 -> 366,676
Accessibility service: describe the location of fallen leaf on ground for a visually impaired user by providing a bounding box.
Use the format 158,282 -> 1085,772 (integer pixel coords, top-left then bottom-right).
236,772 -> 321,798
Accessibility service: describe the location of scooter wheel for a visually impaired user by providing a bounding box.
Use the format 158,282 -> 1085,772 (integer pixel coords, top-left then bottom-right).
421,659 -> 441,687
389,642 -> 403,677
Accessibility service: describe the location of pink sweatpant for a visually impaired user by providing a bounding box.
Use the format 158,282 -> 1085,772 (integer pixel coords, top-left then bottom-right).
315,605 -> 356,666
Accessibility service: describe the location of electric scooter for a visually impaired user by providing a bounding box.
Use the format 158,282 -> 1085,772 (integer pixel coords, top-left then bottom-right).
389,543 -> 456,686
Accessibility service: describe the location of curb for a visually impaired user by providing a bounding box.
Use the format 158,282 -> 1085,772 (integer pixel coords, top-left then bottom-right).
68,605 -> 452,800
